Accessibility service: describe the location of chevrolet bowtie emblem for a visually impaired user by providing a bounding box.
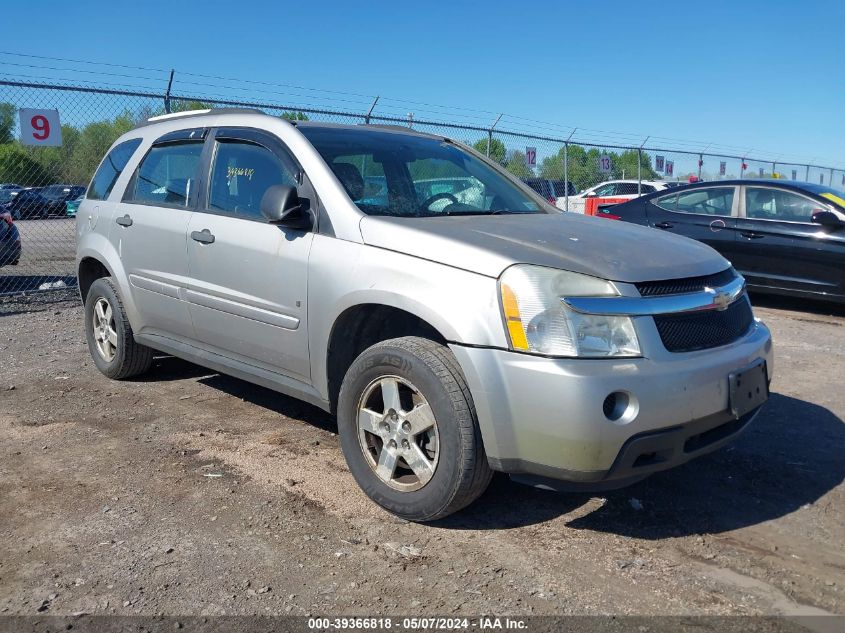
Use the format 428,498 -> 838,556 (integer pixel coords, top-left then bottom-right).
706,287 -> 732,311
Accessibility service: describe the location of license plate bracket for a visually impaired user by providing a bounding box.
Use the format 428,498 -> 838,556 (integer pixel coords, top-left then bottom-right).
729,359 -> 769,419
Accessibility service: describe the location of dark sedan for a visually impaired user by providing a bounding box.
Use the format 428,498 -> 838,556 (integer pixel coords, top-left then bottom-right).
601,179 -> 845,303
39,184 -> 86,217
5,185 -> 86,219
6,188 -> 48,219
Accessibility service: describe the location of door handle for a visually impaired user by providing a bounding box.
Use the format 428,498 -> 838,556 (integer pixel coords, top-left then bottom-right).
191,229 -> 215,244
740,231 -> 765,239
654,221 -> 674,229
115,214 -> 133,227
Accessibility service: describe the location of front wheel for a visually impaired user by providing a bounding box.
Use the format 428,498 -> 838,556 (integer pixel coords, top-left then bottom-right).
337,337 -> 492,521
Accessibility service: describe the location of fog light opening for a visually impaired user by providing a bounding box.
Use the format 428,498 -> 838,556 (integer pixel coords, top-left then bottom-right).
603,391 -> 638,424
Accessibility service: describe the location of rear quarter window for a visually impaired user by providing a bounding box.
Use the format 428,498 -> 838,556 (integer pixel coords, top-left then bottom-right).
87,138 -> 143,201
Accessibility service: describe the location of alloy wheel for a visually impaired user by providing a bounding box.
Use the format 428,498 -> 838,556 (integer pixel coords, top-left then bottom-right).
356,376 -> 440,492
92,297 -> 117,362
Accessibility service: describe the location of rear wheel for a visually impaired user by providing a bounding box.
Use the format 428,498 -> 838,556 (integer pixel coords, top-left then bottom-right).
338,337 -> 492,521
84,277 -> 153,379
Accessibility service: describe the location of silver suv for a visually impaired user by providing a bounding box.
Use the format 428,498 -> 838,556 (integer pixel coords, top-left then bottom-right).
76,109 -> 773,521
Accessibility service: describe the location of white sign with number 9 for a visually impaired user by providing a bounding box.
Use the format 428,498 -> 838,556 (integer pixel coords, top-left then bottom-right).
19,108 -> 63,147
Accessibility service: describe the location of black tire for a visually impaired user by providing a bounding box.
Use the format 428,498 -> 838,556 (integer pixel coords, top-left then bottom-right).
84,277 -> 153,380
338,336 -> 492,521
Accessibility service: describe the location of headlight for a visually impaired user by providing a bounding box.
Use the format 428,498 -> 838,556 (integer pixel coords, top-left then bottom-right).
499,265 -> 641,358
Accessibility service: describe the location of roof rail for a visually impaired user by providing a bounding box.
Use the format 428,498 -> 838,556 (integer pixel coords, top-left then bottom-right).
142,107 -> 265,125
360,123 -> 417,132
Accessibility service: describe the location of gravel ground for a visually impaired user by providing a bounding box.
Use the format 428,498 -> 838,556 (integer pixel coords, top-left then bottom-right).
0,293 -> 842,618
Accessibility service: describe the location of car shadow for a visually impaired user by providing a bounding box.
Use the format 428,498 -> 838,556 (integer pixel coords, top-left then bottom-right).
130,356 -> 336,432
435,393 -> 844,535
749,292 -> 845,317
198,371 -> 336,434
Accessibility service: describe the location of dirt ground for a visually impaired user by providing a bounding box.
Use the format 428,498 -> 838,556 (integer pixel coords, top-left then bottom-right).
0,292 -> 843,618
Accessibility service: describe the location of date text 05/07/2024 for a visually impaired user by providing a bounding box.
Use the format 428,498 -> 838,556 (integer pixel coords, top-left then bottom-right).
307,617 -> 527,630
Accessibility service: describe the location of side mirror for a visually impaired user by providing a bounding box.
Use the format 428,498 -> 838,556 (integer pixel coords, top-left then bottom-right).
260,184 -> 309,228
584,191 -> 597,197
811,210 -> 844,228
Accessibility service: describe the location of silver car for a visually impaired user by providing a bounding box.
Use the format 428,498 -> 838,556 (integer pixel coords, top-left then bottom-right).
76,109 -> 773,521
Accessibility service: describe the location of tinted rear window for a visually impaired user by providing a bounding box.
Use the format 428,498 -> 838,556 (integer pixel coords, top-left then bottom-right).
87,138 -> 143,201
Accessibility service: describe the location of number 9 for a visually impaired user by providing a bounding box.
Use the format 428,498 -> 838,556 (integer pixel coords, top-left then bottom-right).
32,115 -> 50,140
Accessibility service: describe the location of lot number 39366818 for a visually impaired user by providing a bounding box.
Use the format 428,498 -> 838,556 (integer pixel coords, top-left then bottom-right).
19,108 -> 63,147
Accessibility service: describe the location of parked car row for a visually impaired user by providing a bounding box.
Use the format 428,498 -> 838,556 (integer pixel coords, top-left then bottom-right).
598,179 -> 845,303
1,183 -> 85,220
522,178 -> 576,204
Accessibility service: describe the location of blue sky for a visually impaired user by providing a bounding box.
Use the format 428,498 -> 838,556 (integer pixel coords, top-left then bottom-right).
2,0 -> 844,167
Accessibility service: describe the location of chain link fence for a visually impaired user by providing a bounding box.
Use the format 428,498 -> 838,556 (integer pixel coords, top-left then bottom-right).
1,78 -> 843,299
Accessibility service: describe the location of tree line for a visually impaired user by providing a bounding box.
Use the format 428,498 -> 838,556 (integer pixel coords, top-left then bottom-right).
0,101 -> 309,188
471,138 -> 658,191
1,98 -> 656,193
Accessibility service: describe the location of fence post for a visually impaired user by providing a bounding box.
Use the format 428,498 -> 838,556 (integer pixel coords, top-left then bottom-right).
564,128 -> 577,212
637,136 -> 649,195
830,168 -> 834,186
740,158 -> 746,179
637,149 -> 642,194
364,96 -> 379,124
805,165 -> 810,182
486,114 -> 503,159
164,69 -> 175,114
772,162 -> 776,178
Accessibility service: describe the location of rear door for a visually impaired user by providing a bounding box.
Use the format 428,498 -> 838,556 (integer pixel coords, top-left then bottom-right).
732,185 -> 845,296
115,130 -> 205,340
185,127 -> 314,381
645,185 -> 739,259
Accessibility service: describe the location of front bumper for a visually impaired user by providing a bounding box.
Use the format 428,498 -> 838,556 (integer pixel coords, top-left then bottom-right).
450,319 -> 773,484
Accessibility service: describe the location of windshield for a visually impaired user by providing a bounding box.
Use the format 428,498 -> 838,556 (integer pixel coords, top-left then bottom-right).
299,126 -> 546,217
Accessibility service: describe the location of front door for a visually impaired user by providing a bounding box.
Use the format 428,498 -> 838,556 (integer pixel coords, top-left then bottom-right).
732,185 -> 845,297
185,128 -> 314,381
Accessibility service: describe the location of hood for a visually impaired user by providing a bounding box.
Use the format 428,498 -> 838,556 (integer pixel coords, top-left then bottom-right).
359,213 -> 730,282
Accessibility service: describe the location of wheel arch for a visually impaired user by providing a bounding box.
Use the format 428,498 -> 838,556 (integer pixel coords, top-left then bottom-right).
76,236 -> 139,327
323,301 -> 454,415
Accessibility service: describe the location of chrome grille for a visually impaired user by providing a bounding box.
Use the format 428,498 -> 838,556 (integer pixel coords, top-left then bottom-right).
653,296 -> 754,353
636,268 -> 737,297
